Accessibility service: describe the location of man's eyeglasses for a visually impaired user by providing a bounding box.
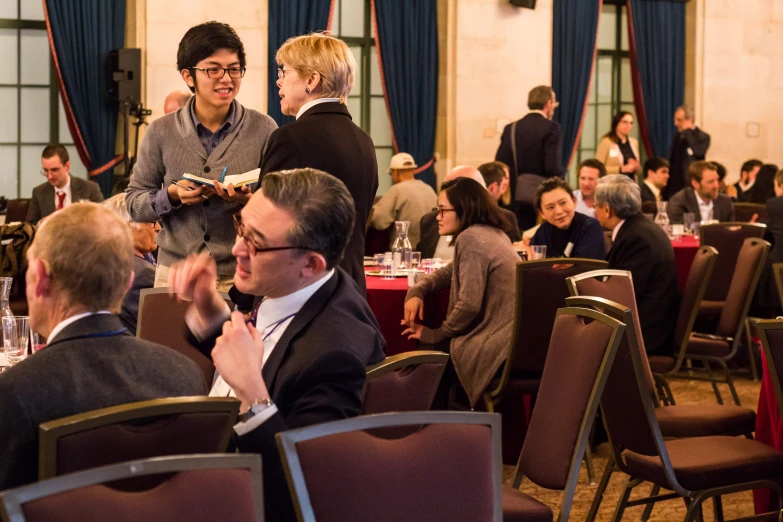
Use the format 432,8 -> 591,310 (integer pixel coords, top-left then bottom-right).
437,207 -> 456,218
40,167 -> 62,177
190,66 -> 246,79
233,213 -> 312,255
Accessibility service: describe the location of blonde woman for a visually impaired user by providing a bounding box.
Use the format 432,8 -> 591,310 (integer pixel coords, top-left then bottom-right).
595,111 -> 641,179
260,33 -> 378,293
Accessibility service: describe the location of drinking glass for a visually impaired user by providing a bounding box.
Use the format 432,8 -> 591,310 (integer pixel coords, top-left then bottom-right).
3,316 -> 29,367
411,252 -> 422,270
382,259 -> 395,280
671,224 -> 684,240
374,253 -> 385,270
421,259 -> 433,274
530,245 -> 547,260
691,222 -> 700,240
31,331 -> 45,353
683,213 -> 696,235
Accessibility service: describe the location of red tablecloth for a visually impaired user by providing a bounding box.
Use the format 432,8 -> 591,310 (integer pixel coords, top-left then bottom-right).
754,350 -> 782,515
671,236 -> 700,291
365,273 -> 450,356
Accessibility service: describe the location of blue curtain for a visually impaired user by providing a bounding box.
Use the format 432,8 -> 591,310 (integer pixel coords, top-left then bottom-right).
628,0 -> 685,157
552,0 -> 601,169
267,0 -> 332,127
44,0 -> 125,197
373,0 -> 438,189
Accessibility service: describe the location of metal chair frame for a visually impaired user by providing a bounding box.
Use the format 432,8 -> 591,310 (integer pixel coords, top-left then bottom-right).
361,350 -> 449,411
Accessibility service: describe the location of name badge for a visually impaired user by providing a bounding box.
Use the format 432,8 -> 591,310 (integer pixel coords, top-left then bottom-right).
609,148 -> 620,158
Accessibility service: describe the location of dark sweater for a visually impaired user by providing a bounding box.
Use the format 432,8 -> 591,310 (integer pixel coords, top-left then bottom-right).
531,212 -> 606,260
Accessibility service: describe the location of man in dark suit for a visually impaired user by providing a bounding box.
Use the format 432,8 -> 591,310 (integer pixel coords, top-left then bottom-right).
667,160 -> 735,224
666,104 -> 710,199
495,85 -> 563,229
640,156 -> 670,204
171,169 -> 385,522
417,166 -> 519,258
594,175 -> 680,356
26,144 -> 104,224
0,203 -> 207,490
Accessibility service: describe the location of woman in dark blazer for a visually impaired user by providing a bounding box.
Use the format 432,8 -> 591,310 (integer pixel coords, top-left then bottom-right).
260,33 -> 378,293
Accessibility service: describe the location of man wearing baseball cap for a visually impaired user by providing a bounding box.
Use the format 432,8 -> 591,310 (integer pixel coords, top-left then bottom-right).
369,152 -> 437,250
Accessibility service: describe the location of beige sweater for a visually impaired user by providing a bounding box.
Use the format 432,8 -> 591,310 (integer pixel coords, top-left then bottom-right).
406,225 -> 519,406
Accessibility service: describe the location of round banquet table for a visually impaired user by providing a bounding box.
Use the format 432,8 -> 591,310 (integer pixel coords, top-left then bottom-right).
365,272 -> 450,356
753,351 -> 782,515
671,236 -> 700,291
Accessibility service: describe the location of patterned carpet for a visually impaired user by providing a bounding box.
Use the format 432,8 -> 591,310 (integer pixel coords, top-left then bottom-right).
502,376 -> 768,521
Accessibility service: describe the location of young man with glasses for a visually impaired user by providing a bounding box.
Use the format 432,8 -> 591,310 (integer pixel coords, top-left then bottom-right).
26,144 -> 104,224
126,22 -> 277,293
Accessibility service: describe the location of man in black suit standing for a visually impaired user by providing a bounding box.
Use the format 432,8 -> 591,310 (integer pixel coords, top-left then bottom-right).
495,85 -> 563,229
594,174 -> 680,356
667,160 -> 735,224
640,156 -> 670,204
26,144 -> 104,224
666,104 -> 710,199
170,168 -> 385,522
0,203 -> 207,490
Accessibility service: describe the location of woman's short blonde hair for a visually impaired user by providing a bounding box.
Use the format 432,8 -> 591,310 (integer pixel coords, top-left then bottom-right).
276,33 -> 356,103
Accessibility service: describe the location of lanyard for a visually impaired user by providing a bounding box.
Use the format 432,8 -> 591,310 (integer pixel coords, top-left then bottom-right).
261,313 -> 296,342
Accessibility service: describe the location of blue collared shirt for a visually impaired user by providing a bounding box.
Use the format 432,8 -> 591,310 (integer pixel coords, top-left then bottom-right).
190,100 -> 236,156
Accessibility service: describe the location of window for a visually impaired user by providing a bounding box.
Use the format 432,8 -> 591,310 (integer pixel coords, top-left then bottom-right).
0,0 -> 81,201
332,0 -> 394,195
569,1 -> 642,184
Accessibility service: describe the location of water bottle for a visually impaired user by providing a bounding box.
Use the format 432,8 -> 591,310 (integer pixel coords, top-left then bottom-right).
392,221 -> 413,270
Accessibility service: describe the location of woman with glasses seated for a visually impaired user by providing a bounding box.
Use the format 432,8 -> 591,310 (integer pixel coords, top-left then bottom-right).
260,33 -> 378,293
126,22 -> 277,293
518,177 -> 606,260
402,177 -> 519,408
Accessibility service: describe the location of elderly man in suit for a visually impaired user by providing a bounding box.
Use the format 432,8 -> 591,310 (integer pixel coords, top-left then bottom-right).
0,203 -> 206,491
417,166 -> 520,259
594,174 -> 680,356
26,144 -> 104,224
495,85 -> 563,229
666,104 -> 710,199
170,168 -> 385,522
667,160 -> 735,224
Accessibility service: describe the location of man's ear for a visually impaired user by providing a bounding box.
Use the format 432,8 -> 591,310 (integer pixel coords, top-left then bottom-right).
32,259 -> 51,298
126,270 -> 135,293
301,252 -> 327,278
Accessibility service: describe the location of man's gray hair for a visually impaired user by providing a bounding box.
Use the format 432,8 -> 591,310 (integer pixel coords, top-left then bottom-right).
595,174 -> 642,219
261,168 -> 355,269
528,85 -> 555,110
104,193 -> 140,229
677,104 -> 695,121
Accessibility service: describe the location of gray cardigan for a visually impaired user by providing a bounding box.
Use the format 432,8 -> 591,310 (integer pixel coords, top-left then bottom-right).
126,97 -> 277,274
406,225 -> 519,407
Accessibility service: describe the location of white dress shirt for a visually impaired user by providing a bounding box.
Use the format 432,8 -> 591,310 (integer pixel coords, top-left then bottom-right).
296,98 -> 341,119
199,270 -> 335,435
574,190 -> 596,218
643,180 -> 662,201
47,310 -> 112,343
695,192 -> 714,223
53,176 -> 72,211
611,220 -> 626,242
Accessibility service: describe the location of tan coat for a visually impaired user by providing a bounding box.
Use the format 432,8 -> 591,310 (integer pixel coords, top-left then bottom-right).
595,136 -> 641,178
406,225 -> 519,407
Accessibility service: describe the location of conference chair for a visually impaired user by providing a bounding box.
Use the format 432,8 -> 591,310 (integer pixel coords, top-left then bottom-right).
4,199 -> 30,223
733,202 -> 767,223
362,351 -> 449,415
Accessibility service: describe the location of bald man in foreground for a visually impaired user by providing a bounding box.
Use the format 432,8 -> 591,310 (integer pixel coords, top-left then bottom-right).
163,91 -> 190,114
416,165 -> 520,258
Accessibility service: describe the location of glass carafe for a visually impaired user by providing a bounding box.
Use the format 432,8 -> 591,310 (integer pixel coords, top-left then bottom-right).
392,221 -> 413,270
654,201 -> 671,237
0,277 -> 13,347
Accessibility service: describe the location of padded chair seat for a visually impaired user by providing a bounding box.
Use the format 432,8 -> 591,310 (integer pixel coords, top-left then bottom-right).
502,486 -> 553,522
698,300 -> 724,318
624,436 -> 783,491
686,334 -> 731,357
648,355 -> 676,373
655,404 -> 756,438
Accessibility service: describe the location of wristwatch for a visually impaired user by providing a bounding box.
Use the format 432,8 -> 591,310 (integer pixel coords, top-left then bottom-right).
238,397 -> 275,423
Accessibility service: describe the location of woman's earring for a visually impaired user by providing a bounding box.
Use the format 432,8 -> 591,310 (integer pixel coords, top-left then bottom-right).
305,87 -> 310,94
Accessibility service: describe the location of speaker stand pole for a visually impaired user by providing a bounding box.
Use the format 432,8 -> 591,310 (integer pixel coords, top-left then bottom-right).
122,99 -> 130,177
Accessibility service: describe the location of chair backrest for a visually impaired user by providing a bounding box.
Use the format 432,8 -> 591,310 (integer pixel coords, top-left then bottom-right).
137,289 -> 232,385
774,263 -> 783,312
672,246 -> 718,359
276,411 -> 502,522
716,238 -> 769,339
5,199 -> 30,223
752,319 -> 783,424
516,305 -> 624,521
733,202 -> 767,223
38,397 -> 239,481
566,270 -> 657,397
362,351 -> 449,415
0,455 -> 263,522
700,222 -> 766,301
507,258 -> 609,376
641,201 -> 658,216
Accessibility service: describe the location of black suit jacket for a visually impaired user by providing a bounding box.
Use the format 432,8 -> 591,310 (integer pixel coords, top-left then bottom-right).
667,187 -> 735,224
640,182 -> 658,204
495,112 -> 563,200
0,314 -> 207,490
416,208 -> 520,258
193,268 -> 386,522
666,127 -> 710,198
26,176 -> 104,224
259,102 -> 378,294
607,215 -> 680,355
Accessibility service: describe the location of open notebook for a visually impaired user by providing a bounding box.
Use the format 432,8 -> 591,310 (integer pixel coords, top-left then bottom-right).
182,168 -> 260,189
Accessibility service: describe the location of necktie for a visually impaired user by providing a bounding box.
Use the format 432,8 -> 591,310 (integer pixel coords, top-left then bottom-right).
56,192 -> 66,210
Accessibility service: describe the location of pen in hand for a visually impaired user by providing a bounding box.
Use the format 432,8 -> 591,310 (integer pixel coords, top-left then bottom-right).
171,180 -> 209,200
